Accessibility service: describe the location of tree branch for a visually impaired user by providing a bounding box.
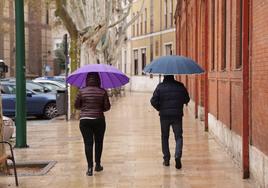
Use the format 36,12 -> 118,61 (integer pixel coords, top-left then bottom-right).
55,0 -> 78,38
123,0 -> 145,30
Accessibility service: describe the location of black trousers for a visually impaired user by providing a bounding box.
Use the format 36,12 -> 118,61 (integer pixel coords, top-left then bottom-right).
160,117 -> 183,161
79,118 -> 106,168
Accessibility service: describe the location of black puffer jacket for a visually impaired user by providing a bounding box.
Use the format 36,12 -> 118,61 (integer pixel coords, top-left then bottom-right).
150,75 -> 190,119
75,73 -> 111,118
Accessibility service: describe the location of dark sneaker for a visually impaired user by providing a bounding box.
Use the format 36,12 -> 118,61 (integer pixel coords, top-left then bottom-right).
95,164 -> 104,172
175,158 -> 182,169
86,168 -> 93,176
163,160 -> 170,166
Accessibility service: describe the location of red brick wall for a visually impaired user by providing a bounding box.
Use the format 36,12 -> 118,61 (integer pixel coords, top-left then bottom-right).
0,1 -> 51,78
175,0 -> 268,156
251,0 -> 268,155
208,79 -> 217,117
231,81 -> 242,134
175,0 -> 243,133
199,2 -> 205,107
218,80 -> 230,127
208,0 -> 243,132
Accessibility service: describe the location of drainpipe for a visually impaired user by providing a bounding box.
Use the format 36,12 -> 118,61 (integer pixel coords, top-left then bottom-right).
178,13 -> 182,81
175,18 -> 178,81
185,0 -> 189,88
194,0 -> 199,119
204,0 -> 209,131
242,0 -> 250,179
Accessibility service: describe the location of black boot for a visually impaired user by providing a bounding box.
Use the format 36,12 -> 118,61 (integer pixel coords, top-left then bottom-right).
175,158 -> 182,169
86,167 -> 93,176
95,164 -> 103,172
163,160 -> 170,166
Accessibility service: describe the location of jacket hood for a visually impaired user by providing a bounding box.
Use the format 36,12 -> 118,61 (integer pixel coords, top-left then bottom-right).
163,75 -> 175,82
86,72 -> 101,87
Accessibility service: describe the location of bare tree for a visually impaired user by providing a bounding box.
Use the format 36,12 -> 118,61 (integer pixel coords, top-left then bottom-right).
55,0 -> 144,66
0,0 -> 7,166
54,0 -> 144,118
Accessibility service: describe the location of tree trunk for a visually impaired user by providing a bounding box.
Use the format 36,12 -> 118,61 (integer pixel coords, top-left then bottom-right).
55,0 -> 80,119
0,95 -> 7,172
69,37 -> 79,119
80,43 -> 98,66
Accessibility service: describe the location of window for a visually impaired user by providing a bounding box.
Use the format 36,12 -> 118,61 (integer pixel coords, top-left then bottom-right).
40,82 -> 61,91
236,0 -> 242,69
150,43 -> 154,61
46,8 -> 49,25
150,3 -> 154,33
170,0 -> 173,27
155,41 -> 159,56
132,13 -> 135,36
221,0 -> 227,70
2,85 -> 16,94
141,48 -> 146,75
27,82 -> 49,93
136,14 -> 139,36
164,0 -> 168,29
165,44 -> 172,55
144,8 -> 147,34
134,50 -> 138,75
211,0 -> 215,71
140,13 -> 143,35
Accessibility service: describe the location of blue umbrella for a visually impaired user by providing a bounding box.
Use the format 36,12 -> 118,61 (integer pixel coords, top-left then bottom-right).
143,55 -> 205,75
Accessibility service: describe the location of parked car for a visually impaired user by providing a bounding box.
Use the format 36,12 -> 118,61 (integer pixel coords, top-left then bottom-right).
25,80 -> 52,93
34,76 -> 65,84
2,116 -> 15,141
1,82 -> 58,119
1,78 -> 52,93
33,79 -> 66,92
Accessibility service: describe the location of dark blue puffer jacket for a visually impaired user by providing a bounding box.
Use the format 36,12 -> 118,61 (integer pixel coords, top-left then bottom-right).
150,76 -> 190,119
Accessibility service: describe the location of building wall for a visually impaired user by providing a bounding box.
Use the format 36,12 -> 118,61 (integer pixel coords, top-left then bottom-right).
251,0 -> 268,158
128,0 -> 176,92
175,0 -> 268,186
0,0 -> 53,78
176,0 -> 243,138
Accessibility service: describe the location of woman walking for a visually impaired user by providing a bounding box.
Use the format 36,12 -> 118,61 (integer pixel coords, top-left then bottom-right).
75,72 -> 111,176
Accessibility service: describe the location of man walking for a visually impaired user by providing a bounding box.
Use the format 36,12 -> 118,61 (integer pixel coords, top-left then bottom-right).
150,75 -> 190,169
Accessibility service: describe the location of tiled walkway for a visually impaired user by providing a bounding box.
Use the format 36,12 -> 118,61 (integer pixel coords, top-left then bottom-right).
0,92 -> 255,188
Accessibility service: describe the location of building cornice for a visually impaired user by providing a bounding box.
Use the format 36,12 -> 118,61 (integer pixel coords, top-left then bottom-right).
131,28 -> 175,41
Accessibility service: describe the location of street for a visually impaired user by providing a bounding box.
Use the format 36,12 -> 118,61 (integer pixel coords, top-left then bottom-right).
0,92 -> 255,188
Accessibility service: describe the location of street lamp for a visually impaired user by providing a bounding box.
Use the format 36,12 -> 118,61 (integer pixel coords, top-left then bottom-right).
15,0 -> 27,148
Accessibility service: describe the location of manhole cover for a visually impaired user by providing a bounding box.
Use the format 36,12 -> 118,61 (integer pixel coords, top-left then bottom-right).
5,161 -> 57,176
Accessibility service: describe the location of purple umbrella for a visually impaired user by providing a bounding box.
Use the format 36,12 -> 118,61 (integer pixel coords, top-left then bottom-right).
67,64 -> 129,89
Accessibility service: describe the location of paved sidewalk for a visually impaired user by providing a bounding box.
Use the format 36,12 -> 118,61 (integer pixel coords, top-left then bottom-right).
0,92 -> 255,188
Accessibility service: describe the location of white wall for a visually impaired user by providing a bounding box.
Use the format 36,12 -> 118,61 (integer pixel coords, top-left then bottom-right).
129,75 -> 160,92
208,113 -> 268,187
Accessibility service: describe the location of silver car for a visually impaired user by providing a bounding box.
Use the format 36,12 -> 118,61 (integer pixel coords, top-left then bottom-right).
33,79 -> 66,92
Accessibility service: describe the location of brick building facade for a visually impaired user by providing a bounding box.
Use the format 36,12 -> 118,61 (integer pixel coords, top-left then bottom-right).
175,0 -> 268,186
0,0 -> 53,78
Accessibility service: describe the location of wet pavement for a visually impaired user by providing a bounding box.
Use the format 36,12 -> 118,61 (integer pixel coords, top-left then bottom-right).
0,92 -> 256,188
